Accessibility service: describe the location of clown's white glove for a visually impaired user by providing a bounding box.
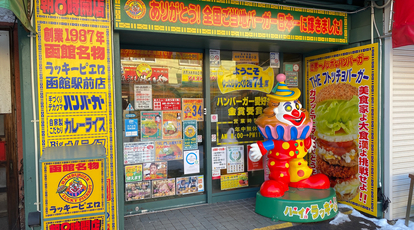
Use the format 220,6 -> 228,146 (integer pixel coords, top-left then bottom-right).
308,139 -> 316,153
249,143 -> 263,161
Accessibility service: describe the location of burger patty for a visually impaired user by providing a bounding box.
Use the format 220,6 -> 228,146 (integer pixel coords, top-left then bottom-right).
315,83 -> 358,104
316,139 -> 358,167
317,156 -> 358,178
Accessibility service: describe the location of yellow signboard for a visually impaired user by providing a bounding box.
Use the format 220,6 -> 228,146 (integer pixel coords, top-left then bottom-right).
217,64 -> 274,94
43,214 -> 105,230
35,0 -> 117,228
220,172 -> 249,190
42,159 -> 105,219
182,69 -> 202,83
305,43 -> 378,216
232,52 -> 259,63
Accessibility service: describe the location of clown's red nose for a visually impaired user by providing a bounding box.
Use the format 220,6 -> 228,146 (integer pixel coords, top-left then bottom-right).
292,110 -> 300,117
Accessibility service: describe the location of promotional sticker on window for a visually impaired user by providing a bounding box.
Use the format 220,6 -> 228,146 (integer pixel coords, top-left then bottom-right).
183,120 -> 197,150
162,111 -> 182,140
152,178 -> 176,198
125,119 -> 138,137
143,162 -> 167,180
220,173 -> 248,190
123,141 -> 155,164
155,140 -> 183,161
226,145 -> 244,173
140,111 -> 162,140
184,150 -> 200,174
125,181 -> 151,201
182,98 -> 204,121
134,85 -> 152,110
176,175 -> 204,195
125,164 -> 143,182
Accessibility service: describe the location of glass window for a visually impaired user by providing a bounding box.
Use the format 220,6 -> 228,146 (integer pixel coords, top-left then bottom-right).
121,50 -> 205,203
210,50 -> 280,193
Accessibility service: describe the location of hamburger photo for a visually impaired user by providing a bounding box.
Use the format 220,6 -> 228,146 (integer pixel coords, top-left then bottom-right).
315,83 -> 360,201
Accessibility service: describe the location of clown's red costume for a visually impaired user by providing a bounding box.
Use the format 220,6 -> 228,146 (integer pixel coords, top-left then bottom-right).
250,74 -> 329,198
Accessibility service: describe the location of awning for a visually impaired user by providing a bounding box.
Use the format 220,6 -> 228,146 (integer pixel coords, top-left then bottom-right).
0,0 -> 36,33
392,0 -> 414,48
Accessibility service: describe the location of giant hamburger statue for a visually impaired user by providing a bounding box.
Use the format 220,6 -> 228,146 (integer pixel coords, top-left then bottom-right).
251,74 -> 338,222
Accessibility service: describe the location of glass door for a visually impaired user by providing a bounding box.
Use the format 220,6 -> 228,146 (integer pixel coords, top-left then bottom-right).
120,50 -> 206,209
209,50 -> 280,194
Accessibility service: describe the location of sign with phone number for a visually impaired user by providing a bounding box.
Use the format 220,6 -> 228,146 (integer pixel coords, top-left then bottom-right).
182,98 -> 204,121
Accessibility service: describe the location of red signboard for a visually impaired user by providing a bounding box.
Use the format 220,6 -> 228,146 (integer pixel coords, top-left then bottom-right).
153,98 -> 181,110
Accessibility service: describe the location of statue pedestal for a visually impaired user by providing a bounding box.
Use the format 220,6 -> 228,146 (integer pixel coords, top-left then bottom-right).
255,187 -> 338,223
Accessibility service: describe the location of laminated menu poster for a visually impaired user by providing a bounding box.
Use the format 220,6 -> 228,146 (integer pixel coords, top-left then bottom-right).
125,181 -> 151,201
162,111 -> 182,140
143,162 -> 167,180
125,164 -> 142,182
227,145 -> 244,173
176,175 -> 204,195
183,120 -> 197,150
212,147 -> 226,170
220,173 -> 249,190
184,150 -> 200,174
182,98 -> 204,121
123,142 -> 155,164
152,178 -> 176,198
141,111 -> 162,140
134,85 -> 152,110
155,140 -> 183,161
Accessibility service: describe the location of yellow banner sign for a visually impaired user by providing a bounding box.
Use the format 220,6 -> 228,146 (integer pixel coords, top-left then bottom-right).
217,64 -> 274,94
305,43 -> 378,216
42,159 -> 105,219
35,0 -> 117,228
182,69 -> 202,83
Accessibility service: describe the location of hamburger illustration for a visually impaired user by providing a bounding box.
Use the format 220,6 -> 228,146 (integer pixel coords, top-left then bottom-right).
315,83 -> 360,201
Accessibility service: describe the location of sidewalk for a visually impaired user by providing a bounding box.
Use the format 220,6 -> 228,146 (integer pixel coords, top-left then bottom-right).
123,197 -> 384,230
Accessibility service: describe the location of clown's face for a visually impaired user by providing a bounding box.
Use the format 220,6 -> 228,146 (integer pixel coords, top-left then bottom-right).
274,100 -> 306,126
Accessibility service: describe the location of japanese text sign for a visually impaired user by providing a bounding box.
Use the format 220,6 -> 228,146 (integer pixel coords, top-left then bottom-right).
182,98 -> 204,121
305,43 -> 378,216
35,0 -> 117,228
114,0 -> 347,44
217,64 -> 274,94
42,159 -> 105,219
44,215 -> 105,230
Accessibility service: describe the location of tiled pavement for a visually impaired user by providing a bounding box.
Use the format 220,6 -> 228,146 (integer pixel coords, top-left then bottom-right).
124,198 -> 278,230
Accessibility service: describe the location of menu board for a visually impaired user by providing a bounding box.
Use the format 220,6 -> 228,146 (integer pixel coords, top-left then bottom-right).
155,140 -> 183,161
123,142 -> 155,164
220,173 -> 249,190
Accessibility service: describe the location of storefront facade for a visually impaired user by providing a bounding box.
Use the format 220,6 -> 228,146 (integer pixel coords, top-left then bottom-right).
16,0 -> 389,229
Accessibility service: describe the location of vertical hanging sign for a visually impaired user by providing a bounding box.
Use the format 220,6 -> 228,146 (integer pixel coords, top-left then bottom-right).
35,0 -> 117,229
305,43 -> 378,216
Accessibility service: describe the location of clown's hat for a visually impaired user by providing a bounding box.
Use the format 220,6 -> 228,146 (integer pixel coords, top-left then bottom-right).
267,74 -> 301,101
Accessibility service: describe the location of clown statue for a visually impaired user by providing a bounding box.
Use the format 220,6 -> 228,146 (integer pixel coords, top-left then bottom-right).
250,73 -> 330,198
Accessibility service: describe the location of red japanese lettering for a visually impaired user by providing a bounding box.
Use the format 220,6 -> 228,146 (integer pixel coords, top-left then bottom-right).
41,0 -> 55,14
76,163 -> 87,170
76,46 -> 90,59
359,86 -> 369,95
88,162 -> 100,170
61,45 -> 76,59
359,104 -> 369,114
62,164 -> 75,172
44,27 -> 54,42
91,46 -> 105,60
45,44 -> 61,59
50,165 -> 62,173
202,5 -> 213,26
